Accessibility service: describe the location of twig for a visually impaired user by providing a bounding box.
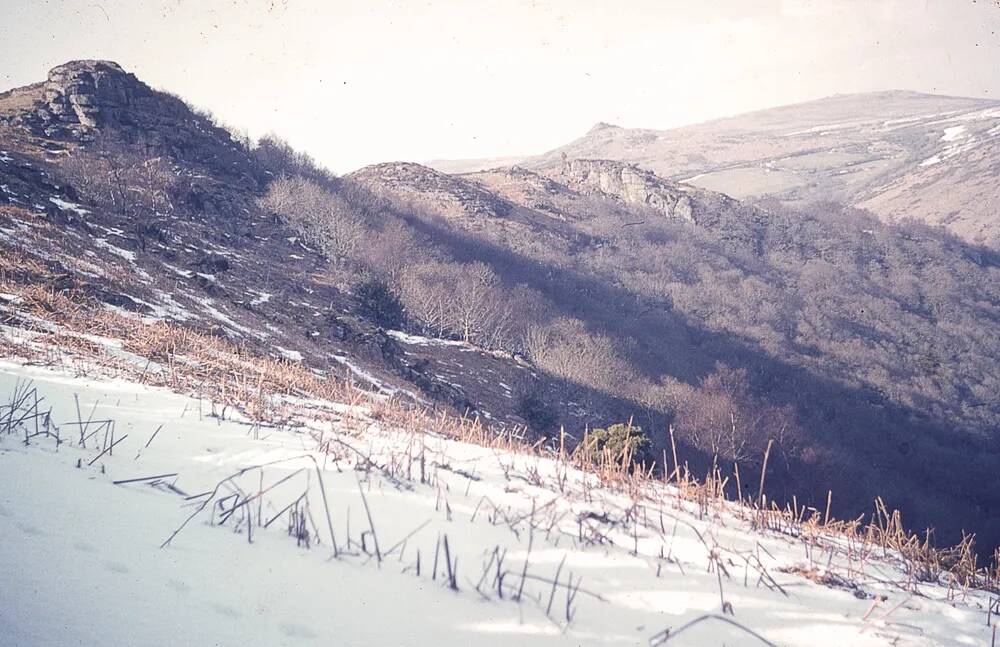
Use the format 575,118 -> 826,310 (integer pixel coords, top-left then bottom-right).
649,614 -> 777,646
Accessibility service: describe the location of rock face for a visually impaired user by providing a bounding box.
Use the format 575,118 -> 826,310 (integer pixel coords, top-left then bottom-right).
556,159 -> 717,222
43,61 -> 137,129
0,61 -> 258,193
10,60 -> 187,139
347,162 -> 512,219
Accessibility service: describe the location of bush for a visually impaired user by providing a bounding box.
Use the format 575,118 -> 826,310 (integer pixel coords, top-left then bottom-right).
354,278 -> 404,329
257,176 -> 366,260
517,392 -> 557,433
587,423 -> 651,464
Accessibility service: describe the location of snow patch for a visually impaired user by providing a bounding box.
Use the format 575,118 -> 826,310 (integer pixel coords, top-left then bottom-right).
94,238 -> 137,262
48,197 -> 90,216
387,329 -> 467,347
784,122 -> 860,137
940,125 -> 966,142
163,263 -> 193,278
196,298 -> 266,339
276,346 -> 304,362
0,292 -> 24,305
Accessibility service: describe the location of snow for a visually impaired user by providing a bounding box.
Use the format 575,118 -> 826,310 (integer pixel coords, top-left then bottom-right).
880,110 -> 960,130
940,107 -> 1000,123
0,293 -> 24,305
330,353 -> 396,396
940,126 -> 967,142
48,196 -> 90,216
0,360 -> 995,647
196,298 -> 266,339
94,238 -> 138,262
149,290 -> 194,321
276,346 -> 304,362
919,138 -> 978,167
387,329 -> 467,347
784,122 -> 860,137
163,262 -> 193,278
0,150 -> 12,163
251,291 -> 272,305
920,126 -> 980,167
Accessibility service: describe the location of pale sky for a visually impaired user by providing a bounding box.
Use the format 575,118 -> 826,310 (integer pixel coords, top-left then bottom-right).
2,0 -> 1000,172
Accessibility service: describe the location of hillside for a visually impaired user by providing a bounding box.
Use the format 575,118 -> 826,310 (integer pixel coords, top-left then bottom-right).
0,60 -> 551,431
2,58 -> 999,576
430,91 -> 1000,247
3,352 -> 996,646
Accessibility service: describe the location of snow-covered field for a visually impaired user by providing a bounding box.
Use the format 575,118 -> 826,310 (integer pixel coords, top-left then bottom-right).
0,360 -> 995,646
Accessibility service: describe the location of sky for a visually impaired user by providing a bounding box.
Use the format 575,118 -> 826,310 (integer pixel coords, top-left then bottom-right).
2,0 -> 1000,172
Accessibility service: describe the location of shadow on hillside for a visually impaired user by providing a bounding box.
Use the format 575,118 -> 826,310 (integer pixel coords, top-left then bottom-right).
399,209 -> 1000,555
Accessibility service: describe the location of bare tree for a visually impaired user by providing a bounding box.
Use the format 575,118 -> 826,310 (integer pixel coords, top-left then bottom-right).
670,363 -> 802,464
60,134 -> 177,250
258,176 -> 366,261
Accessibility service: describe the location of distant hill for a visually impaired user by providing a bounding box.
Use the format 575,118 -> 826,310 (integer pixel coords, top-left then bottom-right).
429,91 -> 1000,247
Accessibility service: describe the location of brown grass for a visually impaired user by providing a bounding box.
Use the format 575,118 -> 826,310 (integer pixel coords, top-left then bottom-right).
0,266 -> 996,594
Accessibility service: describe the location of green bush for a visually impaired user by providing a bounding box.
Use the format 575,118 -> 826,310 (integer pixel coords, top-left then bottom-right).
587,423 -> 651,464
354,278 -> 404,329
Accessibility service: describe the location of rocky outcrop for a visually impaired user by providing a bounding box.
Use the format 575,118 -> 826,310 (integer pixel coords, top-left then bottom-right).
4,60 -> 189,139
0,61 -> 259,194
494,165 -> 564,194
347,162 -> 513,219
44,61 -> 141,129
554,158 -> 711,222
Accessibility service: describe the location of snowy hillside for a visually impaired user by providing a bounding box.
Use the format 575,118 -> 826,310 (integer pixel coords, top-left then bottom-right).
1,353 -> 996,646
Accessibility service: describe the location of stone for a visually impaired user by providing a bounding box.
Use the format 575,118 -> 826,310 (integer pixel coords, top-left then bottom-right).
555,158 -> 727,223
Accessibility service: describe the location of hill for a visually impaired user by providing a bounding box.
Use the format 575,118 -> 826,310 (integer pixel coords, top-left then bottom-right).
430,91 -> 1000,247
2,60 -> 999,562
3,350 -> 996,646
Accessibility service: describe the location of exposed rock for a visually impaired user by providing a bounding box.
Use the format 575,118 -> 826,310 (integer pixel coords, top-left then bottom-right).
1,61 -> 257,190
495,165 -> 563,195
8,60 -> 186,139
347,162 -> 512,219
194,253 -> 231,274
555,158 -> 727,222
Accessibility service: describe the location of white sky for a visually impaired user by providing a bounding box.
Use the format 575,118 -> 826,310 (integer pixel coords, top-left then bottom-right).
2,0 -> 1000,172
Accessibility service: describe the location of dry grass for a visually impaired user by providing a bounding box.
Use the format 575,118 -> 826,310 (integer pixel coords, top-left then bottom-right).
0,267 -> 997,595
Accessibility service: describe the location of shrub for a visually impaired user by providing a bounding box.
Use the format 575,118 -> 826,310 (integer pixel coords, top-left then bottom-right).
586,423 -> 651,465
258,176 -> 367,260
354,277 -> 404,329
517,392 -> 557,433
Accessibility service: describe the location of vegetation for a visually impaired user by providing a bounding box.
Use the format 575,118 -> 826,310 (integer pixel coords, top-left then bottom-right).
254,163 -> 1000,551
354,276 -> 405,329
517,392 -> 558,433
583,423 -> 651,466
50,125 -> 1000,555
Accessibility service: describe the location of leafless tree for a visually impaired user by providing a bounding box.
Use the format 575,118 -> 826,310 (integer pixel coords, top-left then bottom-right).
60,134 -> 178,250
669,363 -> 802,464
258,176 -> 366,261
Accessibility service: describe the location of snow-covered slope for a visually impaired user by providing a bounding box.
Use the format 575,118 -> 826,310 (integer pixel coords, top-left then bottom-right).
1,358 -> 995,646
